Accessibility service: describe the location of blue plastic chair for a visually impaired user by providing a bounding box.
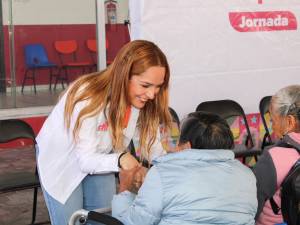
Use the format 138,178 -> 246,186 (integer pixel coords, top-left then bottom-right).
22,44 -> 58,93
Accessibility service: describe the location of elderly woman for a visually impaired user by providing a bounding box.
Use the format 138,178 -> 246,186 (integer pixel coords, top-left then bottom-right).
112,111 -> 257,225
253,85 -> 300,225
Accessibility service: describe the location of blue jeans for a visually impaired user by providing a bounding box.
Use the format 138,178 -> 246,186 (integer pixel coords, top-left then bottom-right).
36,147 -> 116,225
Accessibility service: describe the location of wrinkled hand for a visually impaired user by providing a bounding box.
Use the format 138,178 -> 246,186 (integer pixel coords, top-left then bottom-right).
132,166 -> 148,192
118,166 -> 140,193
118,166 -> 148,194
119,152 -> 139,170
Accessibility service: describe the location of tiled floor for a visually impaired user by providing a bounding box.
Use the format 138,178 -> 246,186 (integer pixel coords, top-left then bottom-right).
0,147 -> 50,225
0,88 -> 62,109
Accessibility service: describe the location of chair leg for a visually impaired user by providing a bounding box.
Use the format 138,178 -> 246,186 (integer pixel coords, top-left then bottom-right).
49,68 -> 53,91
32,70 -> 37,94
61,79 -> 65,89
64,67 -> 69,86
54,68 -> 59,91
30,187 -> 38,225
22,69 -> 30,93
61,68 -> 66,89
54,67 -> 67,90
89,65 -> 96,73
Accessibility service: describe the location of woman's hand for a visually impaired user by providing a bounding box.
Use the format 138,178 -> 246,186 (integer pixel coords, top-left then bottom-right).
118,166 -> 148,194
132,166 -> 148,192
119,152 -> 139,170
118,166 -> 140,193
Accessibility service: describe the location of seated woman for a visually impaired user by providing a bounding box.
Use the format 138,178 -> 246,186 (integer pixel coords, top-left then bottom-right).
112,111 -> 257,225
253,85 -> 300,225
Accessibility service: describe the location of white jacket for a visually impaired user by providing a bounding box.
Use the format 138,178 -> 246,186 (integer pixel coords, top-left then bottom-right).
36,92 -> 165,204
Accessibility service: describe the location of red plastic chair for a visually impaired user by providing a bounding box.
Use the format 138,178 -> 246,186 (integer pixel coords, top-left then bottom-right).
86,39 -> 97,53
86,39 -> 97,71
86,39 -> 112,67
54,40 -> 94,89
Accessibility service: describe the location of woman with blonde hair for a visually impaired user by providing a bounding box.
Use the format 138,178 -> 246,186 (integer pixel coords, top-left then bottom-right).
36,40 -> 172,225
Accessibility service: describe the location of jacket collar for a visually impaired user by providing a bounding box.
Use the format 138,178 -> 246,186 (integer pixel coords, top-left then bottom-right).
123,106 -> 139,139
285,132 -> 300,146
153,149 -> 234,164
97,106 -> 140,150
277,132 -> 300,152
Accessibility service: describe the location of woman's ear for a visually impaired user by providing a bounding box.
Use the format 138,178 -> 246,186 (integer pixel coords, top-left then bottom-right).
186,141 -> 191,149
286,115 -> 298,133
176,141 -> 191,151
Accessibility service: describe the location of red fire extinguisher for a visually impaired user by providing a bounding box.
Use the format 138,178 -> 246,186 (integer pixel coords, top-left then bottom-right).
105,0 -> 117,24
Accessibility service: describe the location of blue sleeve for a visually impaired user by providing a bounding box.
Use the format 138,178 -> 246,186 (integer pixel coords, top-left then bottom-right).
112,167 -> 163,225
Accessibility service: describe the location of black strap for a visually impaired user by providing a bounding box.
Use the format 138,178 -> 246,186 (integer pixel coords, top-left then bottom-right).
87,211 -> 124,225
129,139 -> 137,158
278,135 -> 300,152
270,197 -> 281,215
117,152 -> 127,168
128,140 -> 151,168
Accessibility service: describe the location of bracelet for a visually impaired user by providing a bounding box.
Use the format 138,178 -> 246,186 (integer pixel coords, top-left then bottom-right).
118,152 -> 127,168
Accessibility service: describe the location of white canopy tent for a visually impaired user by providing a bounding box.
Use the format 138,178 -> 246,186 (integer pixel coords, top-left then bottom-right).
129,0 -> 300,119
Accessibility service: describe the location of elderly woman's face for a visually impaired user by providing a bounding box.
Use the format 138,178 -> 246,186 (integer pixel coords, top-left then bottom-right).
269,103 -> 286,138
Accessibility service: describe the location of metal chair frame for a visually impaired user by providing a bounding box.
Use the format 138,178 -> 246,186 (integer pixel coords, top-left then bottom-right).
259,96 -> 273,150
86,39 -> 97,64
69,208 -> 124,225
22,44 -> 58,93
196,99 -> 261,163
54,40 -> 94,90
0,119 -> 46,225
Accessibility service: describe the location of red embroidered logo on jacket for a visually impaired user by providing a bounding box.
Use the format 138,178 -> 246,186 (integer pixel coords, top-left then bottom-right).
98,122 -> 108,131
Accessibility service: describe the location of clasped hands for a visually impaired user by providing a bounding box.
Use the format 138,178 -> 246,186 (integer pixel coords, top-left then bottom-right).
117,142 -> 188,194
118,152 -> 148,194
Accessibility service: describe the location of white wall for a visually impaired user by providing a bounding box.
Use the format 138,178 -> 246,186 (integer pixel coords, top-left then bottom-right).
130,0 -> 300,119
2,0 -> 128,25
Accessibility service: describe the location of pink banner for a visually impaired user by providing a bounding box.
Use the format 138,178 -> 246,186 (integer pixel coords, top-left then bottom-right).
229,11 -> 297,32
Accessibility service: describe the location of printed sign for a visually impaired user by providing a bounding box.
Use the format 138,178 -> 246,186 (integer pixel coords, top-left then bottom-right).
130,0 -> 300,118
229,11 -> 297,32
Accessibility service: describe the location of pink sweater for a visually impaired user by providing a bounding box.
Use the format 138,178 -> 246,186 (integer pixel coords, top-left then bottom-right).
256,132 -> 300,225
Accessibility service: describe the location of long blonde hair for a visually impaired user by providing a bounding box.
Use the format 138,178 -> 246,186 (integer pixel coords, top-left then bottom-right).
64,40 -> 172,158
